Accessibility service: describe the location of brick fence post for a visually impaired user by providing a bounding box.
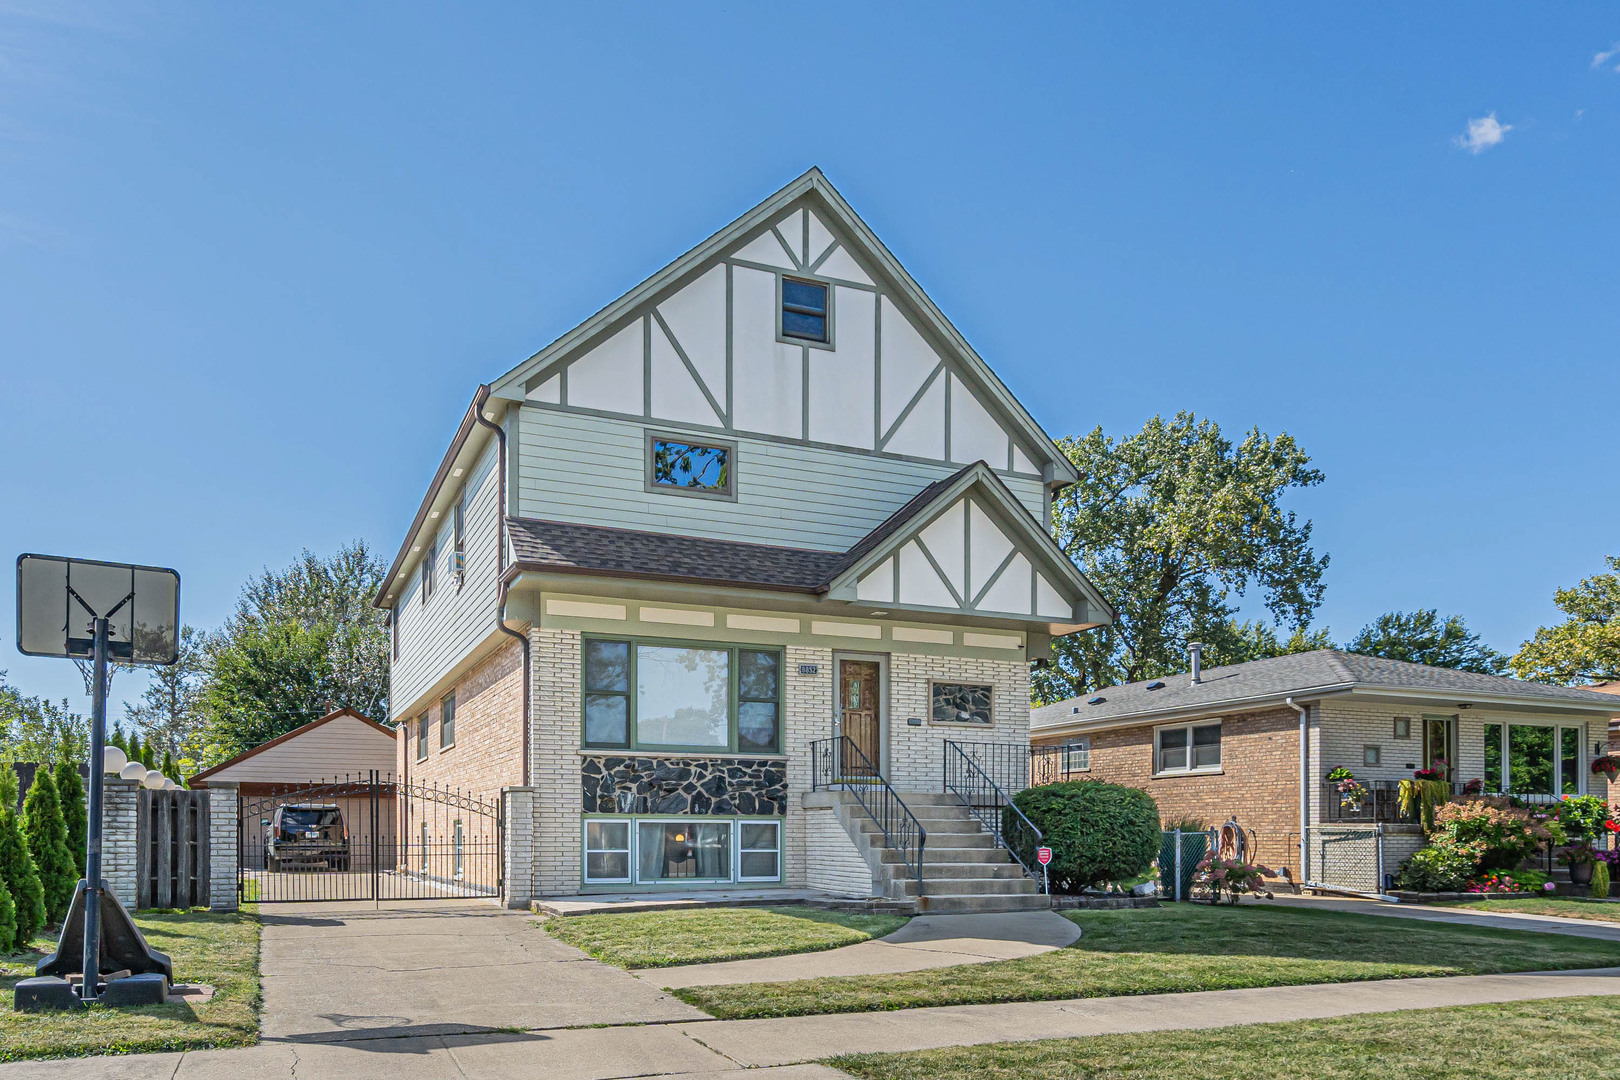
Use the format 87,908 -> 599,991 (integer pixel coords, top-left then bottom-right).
501,786 -> 536,909
207,782 -> 239,911
101,778 -> 139,908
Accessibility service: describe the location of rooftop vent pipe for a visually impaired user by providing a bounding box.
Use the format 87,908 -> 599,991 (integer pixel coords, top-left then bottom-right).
1188,642 -> 1203,685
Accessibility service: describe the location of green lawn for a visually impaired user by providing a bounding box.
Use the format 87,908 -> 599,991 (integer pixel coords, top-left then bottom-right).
832,995 -> 1620,1080
542,905 -> 908,969
0,909 -> 262,1062
1438,896 -> 1620,924
672,903 -> 1620,1019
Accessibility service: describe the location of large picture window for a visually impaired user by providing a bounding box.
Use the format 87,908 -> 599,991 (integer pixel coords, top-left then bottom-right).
1155,721 -> 1221,775
582,638 -> 783,753
1488,722 -> 1586,798
583,817 -> 782,886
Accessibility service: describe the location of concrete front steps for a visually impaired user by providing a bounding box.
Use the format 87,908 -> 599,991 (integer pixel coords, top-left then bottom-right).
820,789 -> 1050,914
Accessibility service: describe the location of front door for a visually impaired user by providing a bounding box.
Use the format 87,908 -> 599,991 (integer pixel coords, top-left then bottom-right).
837,659 -> 882,780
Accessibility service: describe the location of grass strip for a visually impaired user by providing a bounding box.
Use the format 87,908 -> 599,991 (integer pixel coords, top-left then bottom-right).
1436,896 -> 1620,924
674,903 -> 1620,1019
543,904 -> 908,969
0,908 -> 261,1062
833,995 -> 1620,1079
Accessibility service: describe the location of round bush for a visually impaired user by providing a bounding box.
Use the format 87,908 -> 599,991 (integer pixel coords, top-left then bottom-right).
1007,780 -> 1160,893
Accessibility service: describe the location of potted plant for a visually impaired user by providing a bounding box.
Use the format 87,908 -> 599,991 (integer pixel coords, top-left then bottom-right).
1593,756 -> 1619,781
1413,757 -> 1449,782
1560,841 -> 1600,887
1327,768 -> 1367,813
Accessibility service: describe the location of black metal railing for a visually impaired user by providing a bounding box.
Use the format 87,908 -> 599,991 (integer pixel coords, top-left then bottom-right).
810,736 -> 926,897
1323,779 -> 1567,825
943,740 -> 1047,891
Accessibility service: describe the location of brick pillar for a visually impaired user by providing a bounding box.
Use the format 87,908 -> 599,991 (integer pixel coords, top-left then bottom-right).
101,778 -> 139,908
501,786 -> 536,909
207,782 -> 240,911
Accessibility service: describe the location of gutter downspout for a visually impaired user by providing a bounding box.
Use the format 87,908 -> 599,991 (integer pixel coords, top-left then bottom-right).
474,385 -> 532,788
1286,696 -> 1309,884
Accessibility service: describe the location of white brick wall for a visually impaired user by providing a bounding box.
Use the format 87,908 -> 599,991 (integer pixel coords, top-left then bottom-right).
803,803 -> 875,896
207,783 -> 239,911
101,779 -> 138,908
886,652 -> 1030,791
501,786 -> 536,907
529,627 -> 582,895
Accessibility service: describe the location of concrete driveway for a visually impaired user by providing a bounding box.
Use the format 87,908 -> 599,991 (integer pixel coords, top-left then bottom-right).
258,900 -> 707,1041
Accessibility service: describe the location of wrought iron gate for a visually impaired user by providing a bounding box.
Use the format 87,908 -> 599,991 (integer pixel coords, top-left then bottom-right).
238,771 -> 502,903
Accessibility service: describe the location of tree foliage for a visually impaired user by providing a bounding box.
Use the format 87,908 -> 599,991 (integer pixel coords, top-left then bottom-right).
1204,619 -> 1335,668
53,754 -> 87,880
0,867 -> 15,951
0,803 -> 46,944
198,542 -> 389,764
21,769 -> 74,924
124,624 -> 208,769
0,670 -> 89,765
1035,413 -> 1329,703
1346,609 -> 1508,675
1511,555 -> 1620,685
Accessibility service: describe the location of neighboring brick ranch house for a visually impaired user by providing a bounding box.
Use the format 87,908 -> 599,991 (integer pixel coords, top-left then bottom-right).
1030,650 -> 1620,890
376,168 -> 1114,912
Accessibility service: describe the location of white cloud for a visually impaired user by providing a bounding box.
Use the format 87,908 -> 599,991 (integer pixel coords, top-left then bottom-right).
1455,112 -> 1512,154
1593,42 -> 1620,71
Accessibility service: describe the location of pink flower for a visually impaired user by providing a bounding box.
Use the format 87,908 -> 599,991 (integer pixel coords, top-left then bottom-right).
1544,882 -> 1557,892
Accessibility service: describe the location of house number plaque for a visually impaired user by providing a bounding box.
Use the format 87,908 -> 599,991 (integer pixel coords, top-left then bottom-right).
797,663 -> 819,676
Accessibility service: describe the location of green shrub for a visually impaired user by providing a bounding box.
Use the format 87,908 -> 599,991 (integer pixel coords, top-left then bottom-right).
1555,795 -> 1612,840
0,873 -> 15,952
22,770 -> 75,924
53,755 -> 87,881
1394,837 -> 1481,892
1593,861 -> 1612,899
1432,798 -> 1548,871
1008,780 -> 1160,893
0,806 -> 46,943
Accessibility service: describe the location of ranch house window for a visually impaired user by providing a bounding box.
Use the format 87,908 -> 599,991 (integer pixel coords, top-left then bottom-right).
415,714 -> 430,761
1062,738 -> 1090,773
781,278 -> 828,343
647,434 -> 734,499
581,638 -> 782,753
1155,721 -> 1221,775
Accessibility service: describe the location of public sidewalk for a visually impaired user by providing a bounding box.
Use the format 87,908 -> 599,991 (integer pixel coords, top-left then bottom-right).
3,967 -> 1617,1079
644,910 -> 1080,988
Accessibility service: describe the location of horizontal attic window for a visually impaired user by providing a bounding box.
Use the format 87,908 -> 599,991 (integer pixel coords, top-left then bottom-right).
648,435 -> 733,498
781,278 -> 828,342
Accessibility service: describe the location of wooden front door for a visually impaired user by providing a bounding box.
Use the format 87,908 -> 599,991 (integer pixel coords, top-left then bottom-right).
838,659 -> 882,779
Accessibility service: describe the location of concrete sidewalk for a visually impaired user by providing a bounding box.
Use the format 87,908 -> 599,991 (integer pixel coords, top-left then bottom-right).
1258,894 -> 1620,941
4,967 -> 1616,1079
646,910 -> 1080,988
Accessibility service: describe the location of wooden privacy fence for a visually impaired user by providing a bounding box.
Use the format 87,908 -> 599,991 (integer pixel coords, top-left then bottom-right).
137,789 -> 211,909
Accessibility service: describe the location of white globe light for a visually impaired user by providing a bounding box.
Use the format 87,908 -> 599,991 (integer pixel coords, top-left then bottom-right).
162,778 -> 180,791
142,770 -> 165,790
120,761 -> 147,781
104,746 -> 128,774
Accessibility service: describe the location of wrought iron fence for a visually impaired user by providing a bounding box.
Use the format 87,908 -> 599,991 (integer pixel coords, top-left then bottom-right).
238,771 -> 502,903
1324,779 -> 1569,825
810,736 -> 926,897
942,740 -> 1046,890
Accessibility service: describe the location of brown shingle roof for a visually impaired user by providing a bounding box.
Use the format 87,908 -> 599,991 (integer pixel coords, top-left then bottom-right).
504,466 -> 978,593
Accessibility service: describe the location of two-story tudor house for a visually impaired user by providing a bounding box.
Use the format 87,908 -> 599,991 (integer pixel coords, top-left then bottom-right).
377,168 -> 1112,910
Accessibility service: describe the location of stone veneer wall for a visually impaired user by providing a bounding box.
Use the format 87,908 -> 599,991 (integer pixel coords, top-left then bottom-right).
582,756 -> 786,815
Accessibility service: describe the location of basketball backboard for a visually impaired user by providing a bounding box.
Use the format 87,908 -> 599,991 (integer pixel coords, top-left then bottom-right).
16,554 -> 180,665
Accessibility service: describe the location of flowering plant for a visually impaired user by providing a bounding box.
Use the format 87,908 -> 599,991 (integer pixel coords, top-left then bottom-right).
1545,881 -> 1558,892
1553,795 -> 1613,840
1461,778 -> 1485,796
1431,798 -> 1551,870
1593,757 -> 1619,779
1195,856 -> 1274,905
1413,758 -> 1448,782
1466,868 -> 1548,894
1559,841 -> 1601,867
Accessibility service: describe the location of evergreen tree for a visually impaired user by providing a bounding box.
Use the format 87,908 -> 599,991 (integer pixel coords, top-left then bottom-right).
140,741 -> 155,769
126,732 -> 143,768
109,726 -> 128,754
0,806 -> 46,944
53,754 -> 87,881
0,870 -> 15,952
22,771 -> 74,923
161,749 -> 180,785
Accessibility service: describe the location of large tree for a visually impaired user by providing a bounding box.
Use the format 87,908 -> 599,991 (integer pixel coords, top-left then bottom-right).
1205,619 -> 1335,668
124,625 -> 208,769
1346,609 -> 1508,674
198,542 -> 389,764
1511,555 -> 1620,685
0,672 -> 89,765
1035,413 -> 1329,703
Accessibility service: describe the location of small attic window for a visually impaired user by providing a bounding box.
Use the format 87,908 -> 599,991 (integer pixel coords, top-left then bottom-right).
647,433 -> 735,500
781,278 -> 828,343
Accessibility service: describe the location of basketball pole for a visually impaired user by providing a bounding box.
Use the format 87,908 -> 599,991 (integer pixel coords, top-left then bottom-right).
81,615 -> 108,1003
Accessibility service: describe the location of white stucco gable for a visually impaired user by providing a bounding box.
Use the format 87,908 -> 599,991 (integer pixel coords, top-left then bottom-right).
487,169 -> 1075,486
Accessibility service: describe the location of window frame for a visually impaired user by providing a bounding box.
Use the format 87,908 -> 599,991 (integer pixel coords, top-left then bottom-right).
776,273 -> 836,350
1486,720 -> 1586,797
439,691 -> 456,751
644,431 -> 738,502
421,536 -> 436,603
581,636 -> 784,754
581,815 -> 784,887
415,713 -> 430,762
1153,720 -> 1222,776
452,493 -> 466,589
1062,738 -> 1090,773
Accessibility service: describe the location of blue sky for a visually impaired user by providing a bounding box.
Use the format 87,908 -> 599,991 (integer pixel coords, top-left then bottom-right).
2,4 -> 1617,717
